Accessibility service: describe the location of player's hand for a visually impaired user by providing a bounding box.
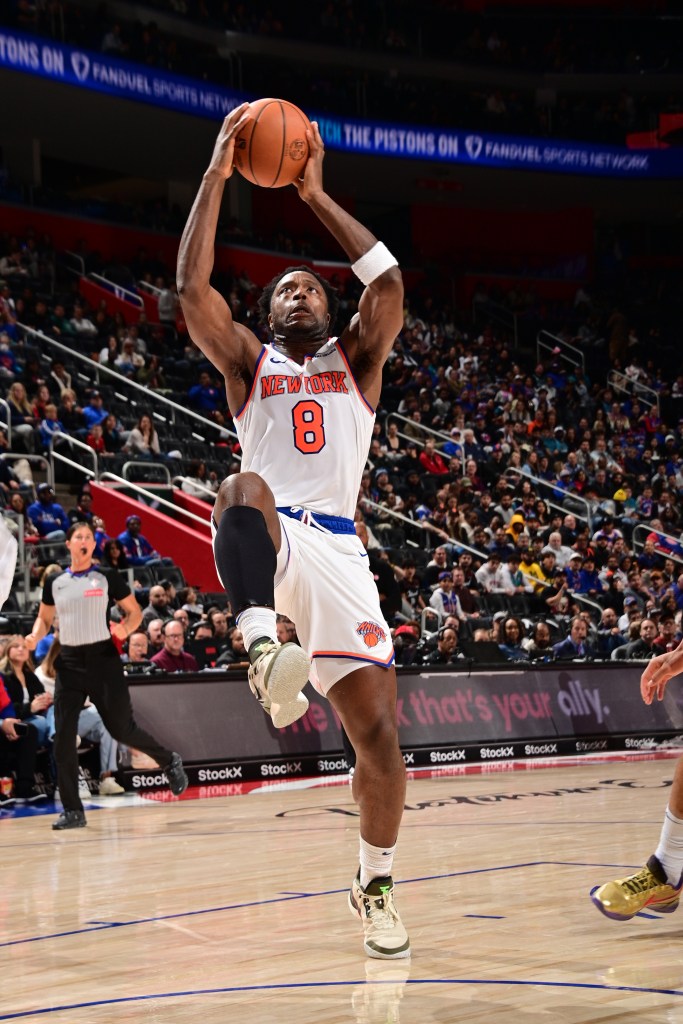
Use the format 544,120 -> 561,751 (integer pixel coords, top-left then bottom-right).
293,121 -> 325,201
207,103 -> 250,180
640,650 -> 677,705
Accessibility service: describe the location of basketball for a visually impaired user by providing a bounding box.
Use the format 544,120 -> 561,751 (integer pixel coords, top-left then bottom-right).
233,98 -> 311,188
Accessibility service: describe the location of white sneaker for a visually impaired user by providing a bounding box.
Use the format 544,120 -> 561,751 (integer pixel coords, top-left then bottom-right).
98,776 -> 125,796
247,642 -> 310,727
349,873 -> 411,960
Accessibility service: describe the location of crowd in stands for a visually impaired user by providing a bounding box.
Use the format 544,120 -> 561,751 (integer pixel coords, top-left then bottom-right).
4,2 -> 679,145
0,200 -> 682,803
0,211 -> 682,685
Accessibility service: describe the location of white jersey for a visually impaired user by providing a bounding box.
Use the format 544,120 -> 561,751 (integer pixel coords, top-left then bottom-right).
234,339 -> 374,519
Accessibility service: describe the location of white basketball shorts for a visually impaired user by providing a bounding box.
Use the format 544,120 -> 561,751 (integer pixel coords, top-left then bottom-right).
274,513 -> 394,695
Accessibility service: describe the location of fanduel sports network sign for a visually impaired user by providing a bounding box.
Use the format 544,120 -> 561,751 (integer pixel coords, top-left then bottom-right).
3,27 -> 683,180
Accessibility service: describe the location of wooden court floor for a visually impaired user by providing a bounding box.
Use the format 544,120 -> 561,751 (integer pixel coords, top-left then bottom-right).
4,753 -> 683,1023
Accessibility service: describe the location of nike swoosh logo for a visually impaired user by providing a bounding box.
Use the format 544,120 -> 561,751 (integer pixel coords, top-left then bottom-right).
359,553 -> 369,558
271,358 -> 288,364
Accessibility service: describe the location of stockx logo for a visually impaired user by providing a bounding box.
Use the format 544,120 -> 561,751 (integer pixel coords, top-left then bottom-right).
465,135 -> 484,160
71,52 -> 90,82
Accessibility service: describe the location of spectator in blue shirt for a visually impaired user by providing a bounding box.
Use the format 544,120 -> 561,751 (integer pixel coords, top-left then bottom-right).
38,403 -> 66,451
188,371 -> 222,413
563,552 -> 583,591
577,555 -> 605,597
81,391 -> 109,429
117,514 -> 170,566
26,483 -> 69,540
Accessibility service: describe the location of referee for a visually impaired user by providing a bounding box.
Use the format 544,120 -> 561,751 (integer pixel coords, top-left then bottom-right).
25,521 -> 188,829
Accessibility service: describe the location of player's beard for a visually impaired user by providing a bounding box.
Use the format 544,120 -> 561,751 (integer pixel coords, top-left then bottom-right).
272,310 -> 328,345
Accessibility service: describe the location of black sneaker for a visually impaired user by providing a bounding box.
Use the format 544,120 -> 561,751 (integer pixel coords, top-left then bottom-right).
14,788 -> 47,804
164,753 -> 188,796
52,810 -> 87,830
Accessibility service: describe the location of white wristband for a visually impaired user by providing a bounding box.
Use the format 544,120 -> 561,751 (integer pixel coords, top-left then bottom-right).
351,242 -> 398,286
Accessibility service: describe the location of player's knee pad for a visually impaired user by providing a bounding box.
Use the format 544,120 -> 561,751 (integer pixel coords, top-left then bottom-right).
213,505 -> 277,613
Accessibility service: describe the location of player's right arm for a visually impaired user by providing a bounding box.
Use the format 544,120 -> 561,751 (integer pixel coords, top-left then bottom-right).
640,639 -> 683,704
177,104 -> 261,398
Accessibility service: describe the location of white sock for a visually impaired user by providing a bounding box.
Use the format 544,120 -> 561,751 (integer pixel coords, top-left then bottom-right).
238,607 -> 277,653
654,807 -> 683,885
359,836 -> 396,889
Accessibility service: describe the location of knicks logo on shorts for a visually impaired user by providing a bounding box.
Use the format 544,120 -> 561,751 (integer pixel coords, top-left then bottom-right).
356,621 -> 387,648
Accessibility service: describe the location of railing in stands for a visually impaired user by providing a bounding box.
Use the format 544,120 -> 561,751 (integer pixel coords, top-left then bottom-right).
502,467 -> 592,531
137,279 -> 162,298
632,523 -> 683,568
2,452 -> 47,494
172,476 -> 217,501
537,328 -> 585,374
62,250 -> 85,277
362,496 -> 603,622
121,461 -> 171,485
608,368 -> 659,411
472,296 -> 519,349
17,322 -> 238,444
48,431 -> 98,485
383,411 -> 465,473
89,273 -> 144,309
98,472 -> 210,530
45,432 -> 212,532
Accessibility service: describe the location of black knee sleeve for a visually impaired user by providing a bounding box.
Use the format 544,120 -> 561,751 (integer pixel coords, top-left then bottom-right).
214,506 -> 277,614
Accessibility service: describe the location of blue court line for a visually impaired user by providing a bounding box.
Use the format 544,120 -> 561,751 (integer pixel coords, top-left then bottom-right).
0,861 -> 641,950
2,977 -> 683,1020
463,914 -> 505,919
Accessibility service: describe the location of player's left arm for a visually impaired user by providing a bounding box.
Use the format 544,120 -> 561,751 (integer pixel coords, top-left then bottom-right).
294,122 -> 403,407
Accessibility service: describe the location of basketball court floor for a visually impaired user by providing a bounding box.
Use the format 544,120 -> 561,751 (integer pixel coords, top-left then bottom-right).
4,751 -> 683,1023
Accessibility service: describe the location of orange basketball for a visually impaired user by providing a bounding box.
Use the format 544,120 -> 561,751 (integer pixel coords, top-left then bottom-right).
233,98 -> 311,188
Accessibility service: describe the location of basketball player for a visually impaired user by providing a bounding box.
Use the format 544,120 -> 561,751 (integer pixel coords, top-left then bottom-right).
177,105 -> 410,959
593,638 -> 683,918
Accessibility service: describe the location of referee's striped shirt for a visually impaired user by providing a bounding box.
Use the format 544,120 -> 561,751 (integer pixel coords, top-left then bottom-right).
42,567 -> 130,647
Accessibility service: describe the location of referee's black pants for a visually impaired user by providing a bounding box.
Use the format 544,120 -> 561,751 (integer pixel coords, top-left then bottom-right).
54,640 -> 173,812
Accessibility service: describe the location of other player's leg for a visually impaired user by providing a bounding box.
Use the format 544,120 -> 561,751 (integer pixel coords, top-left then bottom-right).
213,472 -> 309,726
328,664 -> 410,959
592,756 -> 683,919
